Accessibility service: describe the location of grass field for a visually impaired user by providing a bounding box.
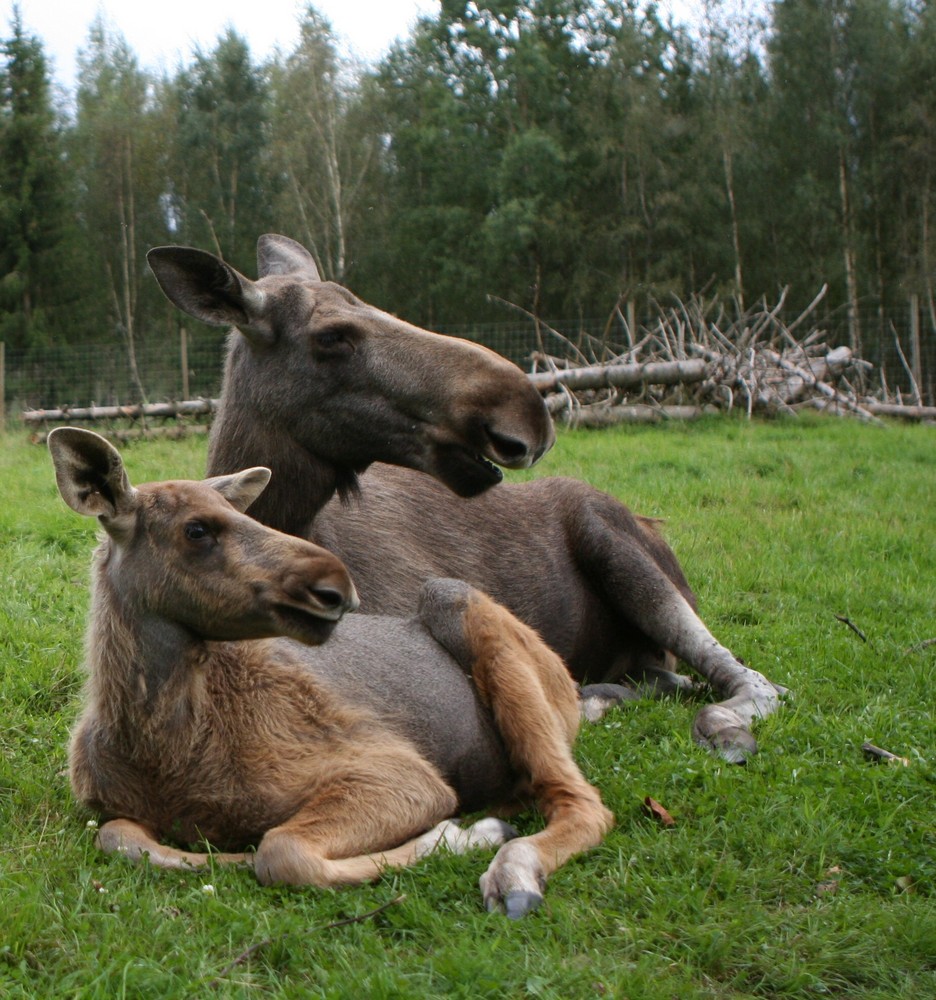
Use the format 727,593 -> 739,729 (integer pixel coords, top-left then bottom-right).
1,415 -> 933,998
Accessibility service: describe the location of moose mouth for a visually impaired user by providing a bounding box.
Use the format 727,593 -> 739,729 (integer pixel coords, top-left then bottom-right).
432,444 -> 505,498
272,604 -> 340,646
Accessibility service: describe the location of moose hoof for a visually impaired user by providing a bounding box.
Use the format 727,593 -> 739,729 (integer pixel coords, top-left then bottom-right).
692,705 -> 758,764
699,726 -> 758,764
479,839 -> 546,918
502,890 -> 544,920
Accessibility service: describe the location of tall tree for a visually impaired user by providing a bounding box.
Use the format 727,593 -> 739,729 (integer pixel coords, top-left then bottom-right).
900,2 -> 936,336
581,3 -> 706,307
268,6 -> 377,281
71,16 -> 164,398
361,19 -> 502,323
694,1 -> 771,310
0,5 -> 72,347
171,29 -> 272,270
766,0 -> 908,353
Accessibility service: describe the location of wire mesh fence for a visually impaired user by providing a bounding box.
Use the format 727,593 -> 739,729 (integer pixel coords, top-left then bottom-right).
4,301 -> 934,419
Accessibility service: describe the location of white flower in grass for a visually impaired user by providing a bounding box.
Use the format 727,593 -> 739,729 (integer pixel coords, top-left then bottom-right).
201,884 -> 216,896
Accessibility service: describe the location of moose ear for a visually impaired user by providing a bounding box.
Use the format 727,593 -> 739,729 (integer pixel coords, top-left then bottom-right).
147,246 -> 275,346
48,427 -> 137,520
257,234 -> 321,281
205,467 -> 272,513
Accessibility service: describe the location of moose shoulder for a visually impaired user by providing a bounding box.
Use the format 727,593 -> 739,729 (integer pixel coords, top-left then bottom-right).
148,235 -> 785,762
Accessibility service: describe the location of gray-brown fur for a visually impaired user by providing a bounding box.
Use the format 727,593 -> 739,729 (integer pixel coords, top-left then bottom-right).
147,235 -> 786,761
51,427 -> 612,916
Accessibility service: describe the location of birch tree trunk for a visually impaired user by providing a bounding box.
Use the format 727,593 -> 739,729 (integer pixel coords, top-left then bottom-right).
838,147 -> 862,356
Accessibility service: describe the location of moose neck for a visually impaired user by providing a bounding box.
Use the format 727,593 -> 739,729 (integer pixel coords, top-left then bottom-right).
85,547 -> 207,740
207,345 -> 352,538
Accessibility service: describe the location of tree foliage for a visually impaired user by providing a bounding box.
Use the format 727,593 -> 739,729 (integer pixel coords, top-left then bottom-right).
0,5 -> 72,347
0,0 -> 933,371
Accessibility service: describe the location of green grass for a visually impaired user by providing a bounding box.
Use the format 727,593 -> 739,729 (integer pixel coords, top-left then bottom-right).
1,416 -> 934,998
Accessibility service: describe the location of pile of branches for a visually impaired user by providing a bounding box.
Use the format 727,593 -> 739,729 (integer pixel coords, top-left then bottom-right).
524,288 -> 935,426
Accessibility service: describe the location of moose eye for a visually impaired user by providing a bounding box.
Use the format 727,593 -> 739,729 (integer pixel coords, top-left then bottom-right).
184,521 -> 212,543
312,325 -> 355,355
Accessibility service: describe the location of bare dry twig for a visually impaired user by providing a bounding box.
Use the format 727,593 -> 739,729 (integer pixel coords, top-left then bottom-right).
834,615 -> 868,643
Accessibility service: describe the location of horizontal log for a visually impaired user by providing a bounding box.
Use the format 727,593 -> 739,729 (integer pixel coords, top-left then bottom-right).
862,401 -> 936,420
31,424 -> 210,445
529,359 -> 708,392
554,404 -> 719,427
22,399 -> 219,423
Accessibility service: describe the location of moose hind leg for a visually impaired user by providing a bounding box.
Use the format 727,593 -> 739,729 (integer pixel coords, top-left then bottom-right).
574,500 -> 785,763
96,818 -> 249,869
420,579 -> 614,918
253,739 -> 514,890
254,743 -> 457,887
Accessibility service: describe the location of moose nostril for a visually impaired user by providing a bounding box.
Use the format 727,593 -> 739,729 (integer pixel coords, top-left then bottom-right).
485,426 -> 529,465
311,586 -> 348,612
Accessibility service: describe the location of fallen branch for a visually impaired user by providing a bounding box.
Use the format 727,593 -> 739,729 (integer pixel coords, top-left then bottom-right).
20,288 -> 933,433
549,403 -> 719,426
861,743 -> 910,766
903,637 -> 936,654
806,397 -> 884,424
23,399 -> 218,423
861,402 -> 936,420
31,424 -> 210,445
529,358 -> 707,392
764,350 -> 882,424
834,614 -> 868,643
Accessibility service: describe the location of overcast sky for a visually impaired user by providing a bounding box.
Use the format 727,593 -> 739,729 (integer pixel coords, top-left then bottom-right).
4,0 -> 438,91
5,1 -> 710,95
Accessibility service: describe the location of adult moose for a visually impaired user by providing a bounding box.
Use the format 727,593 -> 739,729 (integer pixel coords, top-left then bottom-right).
147,236 -> 784,762
50,427 -> 612,918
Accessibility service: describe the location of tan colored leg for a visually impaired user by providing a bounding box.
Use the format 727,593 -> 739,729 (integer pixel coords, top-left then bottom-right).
96,818 -> 249,869
458,589 -> 615,917
97,754 -> 514,890
251,741 -> 512,888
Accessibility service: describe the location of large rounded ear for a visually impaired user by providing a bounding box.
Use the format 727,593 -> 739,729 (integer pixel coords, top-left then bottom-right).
257,234 -> 321,280
204,467 -> 272,513
147,246 -> 274,345
48,427 -> 137,519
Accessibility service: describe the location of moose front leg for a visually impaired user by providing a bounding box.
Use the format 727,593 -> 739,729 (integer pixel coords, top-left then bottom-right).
574,502 -> 786,763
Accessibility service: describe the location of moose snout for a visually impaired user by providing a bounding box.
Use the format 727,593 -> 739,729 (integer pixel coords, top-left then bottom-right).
283,551 -> 360,622
305,576 -> 360,620
483,424 -> 554,469
478,374 -> 556,470
483,414 -> 555,470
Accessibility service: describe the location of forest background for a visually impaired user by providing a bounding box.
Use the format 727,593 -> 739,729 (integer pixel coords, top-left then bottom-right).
2,0 -> 935,409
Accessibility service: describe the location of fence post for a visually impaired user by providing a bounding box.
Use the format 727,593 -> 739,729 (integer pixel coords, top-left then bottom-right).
180,327 -> 190,401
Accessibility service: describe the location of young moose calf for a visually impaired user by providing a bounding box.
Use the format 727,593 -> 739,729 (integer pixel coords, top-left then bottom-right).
50,428 -> 612,917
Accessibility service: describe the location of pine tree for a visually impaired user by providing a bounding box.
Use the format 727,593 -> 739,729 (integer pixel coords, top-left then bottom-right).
171,29 -> 272,270
0,5 -> 71,347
